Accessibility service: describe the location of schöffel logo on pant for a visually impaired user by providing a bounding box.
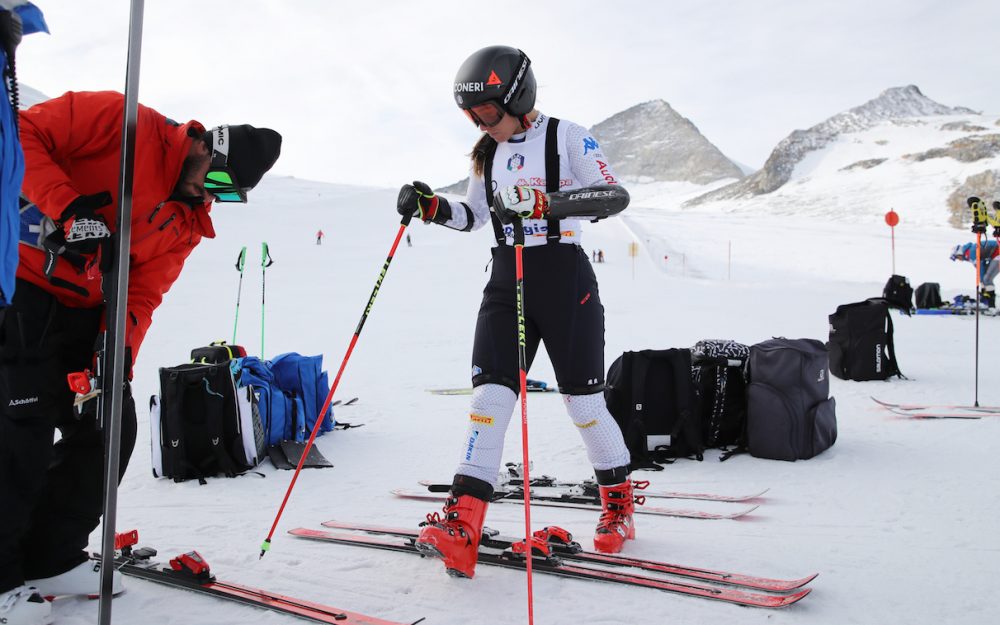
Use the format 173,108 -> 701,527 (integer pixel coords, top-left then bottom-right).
8,396 -> 39,407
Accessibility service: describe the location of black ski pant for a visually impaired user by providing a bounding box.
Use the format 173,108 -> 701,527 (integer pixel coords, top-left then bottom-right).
0,280 -> 136,592
472,243 -> 606,395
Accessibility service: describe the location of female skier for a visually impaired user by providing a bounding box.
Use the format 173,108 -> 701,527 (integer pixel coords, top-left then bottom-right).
396,46 -> 633,578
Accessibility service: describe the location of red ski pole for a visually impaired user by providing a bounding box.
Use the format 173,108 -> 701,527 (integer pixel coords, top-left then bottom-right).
511,218 -> 536,625
260,211 -> 413,558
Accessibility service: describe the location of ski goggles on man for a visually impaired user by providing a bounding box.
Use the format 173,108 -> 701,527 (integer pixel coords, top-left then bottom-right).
462,101 -> 506,129
205,125 -> 248,203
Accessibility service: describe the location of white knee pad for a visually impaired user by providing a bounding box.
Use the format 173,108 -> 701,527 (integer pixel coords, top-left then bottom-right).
563,392 -> 631,470
454,384 -> 517,485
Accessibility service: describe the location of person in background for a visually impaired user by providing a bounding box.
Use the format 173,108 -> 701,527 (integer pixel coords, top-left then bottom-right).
396,46 -> 632,579
0,90 -> 280,625
951,240 -> 998,307
316,229 -> 324,245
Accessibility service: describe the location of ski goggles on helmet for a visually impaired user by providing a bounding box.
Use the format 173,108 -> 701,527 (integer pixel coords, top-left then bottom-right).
461,101 -> 506,128
205,125 -> 248,203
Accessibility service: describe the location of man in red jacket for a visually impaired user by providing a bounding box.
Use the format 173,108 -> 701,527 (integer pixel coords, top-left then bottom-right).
0,90 -> 280,621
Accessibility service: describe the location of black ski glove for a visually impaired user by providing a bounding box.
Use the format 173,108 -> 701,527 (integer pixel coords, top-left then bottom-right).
397,181 -> 445,223
60,192 -> 113,255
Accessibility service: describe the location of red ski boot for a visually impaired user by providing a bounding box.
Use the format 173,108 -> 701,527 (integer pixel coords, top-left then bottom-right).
593,481 -> 636,553
415,494 -> 489,578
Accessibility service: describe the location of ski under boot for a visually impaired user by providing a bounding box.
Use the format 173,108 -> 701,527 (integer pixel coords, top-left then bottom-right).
27,560 -> 124,600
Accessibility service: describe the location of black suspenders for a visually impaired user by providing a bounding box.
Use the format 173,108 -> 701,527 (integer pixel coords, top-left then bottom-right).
486,117 -> 562,246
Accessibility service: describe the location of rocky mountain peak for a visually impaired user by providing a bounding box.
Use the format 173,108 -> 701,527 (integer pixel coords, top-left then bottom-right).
589,99 -> 743,184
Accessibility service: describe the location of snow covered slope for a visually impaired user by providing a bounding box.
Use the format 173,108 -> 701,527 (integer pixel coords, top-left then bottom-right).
47,171 -> 999,625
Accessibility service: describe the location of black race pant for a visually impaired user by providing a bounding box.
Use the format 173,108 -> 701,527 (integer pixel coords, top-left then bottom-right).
472,244 -> 606,395
0,280 -> 137,592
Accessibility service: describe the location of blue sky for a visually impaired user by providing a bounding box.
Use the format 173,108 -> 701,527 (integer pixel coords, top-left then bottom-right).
17,0 -> 999,188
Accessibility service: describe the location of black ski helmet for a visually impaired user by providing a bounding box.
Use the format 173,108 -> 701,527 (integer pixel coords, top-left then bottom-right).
453,46 -> 536,118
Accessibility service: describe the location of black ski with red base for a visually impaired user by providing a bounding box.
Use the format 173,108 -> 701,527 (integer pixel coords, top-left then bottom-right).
289,524 -> 814,609
104,531 -> 417,625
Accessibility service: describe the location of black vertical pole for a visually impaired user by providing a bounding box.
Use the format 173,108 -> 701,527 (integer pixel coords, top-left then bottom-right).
98,1 -> 143,623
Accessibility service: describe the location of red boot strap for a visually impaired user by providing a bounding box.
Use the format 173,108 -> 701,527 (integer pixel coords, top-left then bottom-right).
633,495 -> 646,506
632,479 -> 650,490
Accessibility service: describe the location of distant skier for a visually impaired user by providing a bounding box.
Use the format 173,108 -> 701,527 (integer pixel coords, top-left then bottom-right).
597,249 -> 605,263
951,240 -> 998,307
2,91 -> 280,619
406,233 -> 412,247
591,249 -> 597,262
316,229 -> 324,245
396,46 -> 632,579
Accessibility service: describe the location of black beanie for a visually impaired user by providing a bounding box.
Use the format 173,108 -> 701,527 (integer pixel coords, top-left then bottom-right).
224,124 -> 282,190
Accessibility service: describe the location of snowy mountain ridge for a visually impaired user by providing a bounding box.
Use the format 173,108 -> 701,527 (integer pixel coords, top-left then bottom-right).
687,85 -> 980,205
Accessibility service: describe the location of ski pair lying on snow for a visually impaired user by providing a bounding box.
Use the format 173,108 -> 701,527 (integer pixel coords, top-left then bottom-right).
420,478 -> 769,503
393,488 -> 758,520
290,521 -> 816,609
101,534 -> 419,624
871,396 -> 1000,419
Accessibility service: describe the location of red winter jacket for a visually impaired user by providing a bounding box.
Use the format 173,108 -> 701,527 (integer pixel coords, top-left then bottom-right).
17,91 -> 216,365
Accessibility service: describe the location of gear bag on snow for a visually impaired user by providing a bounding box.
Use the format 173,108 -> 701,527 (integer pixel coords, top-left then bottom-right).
191,340 -> 248,364
605,349 -> 704,470
691,339 -> 750,448
149,362 -> 266,483
745,338 -> 837,461
882,275 -> 914,315
915,282 -> 943,309
234,353 -> 336,447
828,299 -> 903,381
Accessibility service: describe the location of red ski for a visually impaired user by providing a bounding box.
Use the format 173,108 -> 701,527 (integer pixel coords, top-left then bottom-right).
392,488 -> 758,520
106,533 -> 414,625
290,526 -> 812,609
319,520 -> 816,593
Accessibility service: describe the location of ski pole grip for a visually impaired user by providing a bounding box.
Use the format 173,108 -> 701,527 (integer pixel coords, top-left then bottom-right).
512,217 -> 525,245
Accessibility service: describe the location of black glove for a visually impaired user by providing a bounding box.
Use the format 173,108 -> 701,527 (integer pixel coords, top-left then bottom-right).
60,192 -> 113,255
397,181 -> 442,222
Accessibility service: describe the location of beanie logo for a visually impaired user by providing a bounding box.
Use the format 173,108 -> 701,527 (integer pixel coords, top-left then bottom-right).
487,70 -> 502,86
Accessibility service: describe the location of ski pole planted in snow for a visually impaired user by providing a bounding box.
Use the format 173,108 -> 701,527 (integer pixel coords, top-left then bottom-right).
232,246 -> 247,344
511,217 -> 537,625
969,197 -> 989,406
99,2 -> 144,624
260,242 -> 273,357
260,210 -> 414,558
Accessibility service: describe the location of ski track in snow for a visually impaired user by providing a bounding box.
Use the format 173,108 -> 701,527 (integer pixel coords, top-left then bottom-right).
61,170 -> 1000,625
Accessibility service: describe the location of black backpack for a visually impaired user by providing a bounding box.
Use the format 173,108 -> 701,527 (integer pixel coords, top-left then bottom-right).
745,338 -> 837,461
605,349 -> 704,470
190,340 -> 248,364
914,282 -> 943,309
691,339 -> 750,448
828,299 -> 903,381
882,275 -> 914,315
150,362 -> 266,483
